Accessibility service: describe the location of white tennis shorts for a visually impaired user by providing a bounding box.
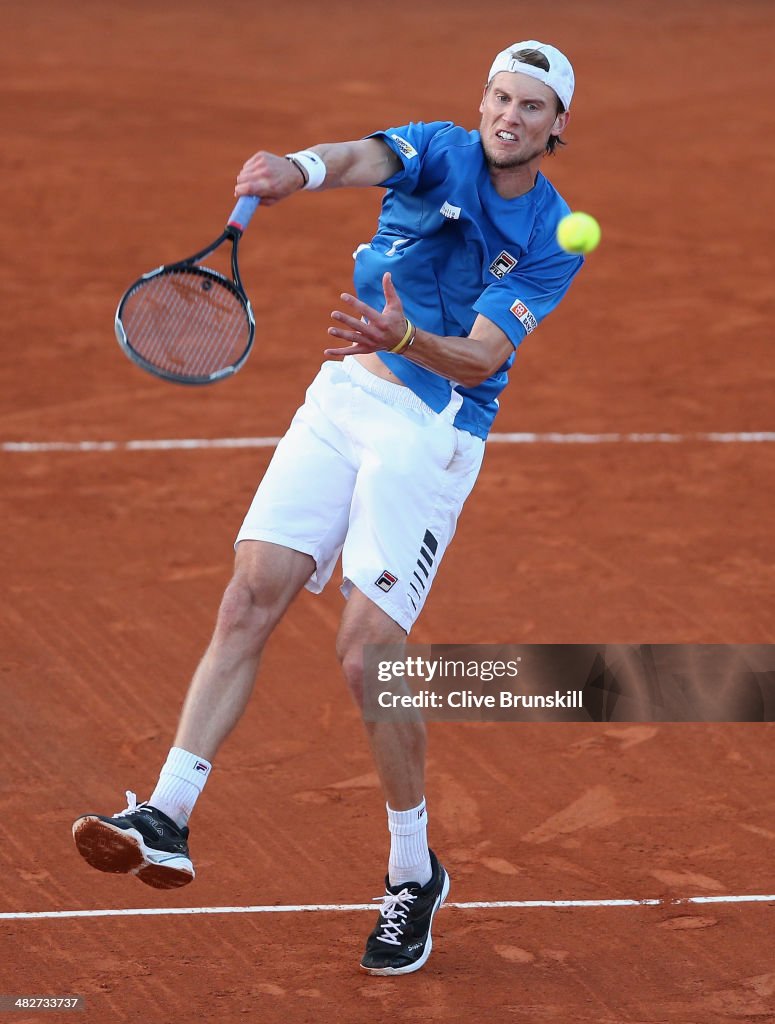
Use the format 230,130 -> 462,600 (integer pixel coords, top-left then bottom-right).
235,357 -> 485,632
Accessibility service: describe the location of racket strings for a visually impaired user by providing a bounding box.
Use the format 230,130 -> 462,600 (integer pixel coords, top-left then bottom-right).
120,270 -> 251,379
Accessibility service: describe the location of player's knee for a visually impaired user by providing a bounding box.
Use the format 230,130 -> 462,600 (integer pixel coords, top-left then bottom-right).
215,577 -> 274,650
338,646 -> 366,709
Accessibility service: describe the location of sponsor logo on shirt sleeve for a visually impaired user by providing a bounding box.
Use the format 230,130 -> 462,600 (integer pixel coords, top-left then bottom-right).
390,134 -> 418,159
509,299 -> 538,334
440,200 -> 461,220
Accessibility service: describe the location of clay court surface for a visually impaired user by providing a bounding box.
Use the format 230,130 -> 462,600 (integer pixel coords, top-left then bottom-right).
2,0 -> 775,1020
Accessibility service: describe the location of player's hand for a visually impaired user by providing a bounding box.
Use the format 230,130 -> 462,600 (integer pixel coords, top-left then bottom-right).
325,273 -> 409,357
234,151 -> 305,206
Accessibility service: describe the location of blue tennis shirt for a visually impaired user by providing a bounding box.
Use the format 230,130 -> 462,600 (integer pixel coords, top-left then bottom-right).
353,121 -> 583,439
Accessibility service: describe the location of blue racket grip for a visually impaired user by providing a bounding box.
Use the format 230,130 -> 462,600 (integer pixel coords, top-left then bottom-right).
227,195 -> 261,233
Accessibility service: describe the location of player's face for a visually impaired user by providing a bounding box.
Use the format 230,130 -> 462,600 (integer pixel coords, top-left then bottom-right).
479,73 -> 568,168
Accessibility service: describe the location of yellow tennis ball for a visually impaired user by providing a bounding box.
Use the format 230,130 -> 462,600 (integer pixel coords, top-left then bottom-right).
556,212 -> 601,254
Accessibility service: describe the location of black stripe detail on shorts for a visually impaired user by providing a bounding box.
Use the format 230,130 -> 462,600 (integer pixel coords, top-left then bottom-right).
413,571 -> 426,591
423,530 -> 439,555
420,546 -> 434,568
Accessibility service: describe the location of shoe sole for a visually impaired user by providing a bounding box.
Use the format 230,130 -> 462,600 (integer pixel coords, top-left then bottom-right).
72,816 -> 194,890
360,869 -> 451,976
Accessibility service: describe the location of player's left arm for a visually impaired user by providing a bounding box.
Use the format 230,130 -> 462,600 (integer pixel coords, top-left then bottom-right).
397,314 -> 512,386
326,272 -> 513,387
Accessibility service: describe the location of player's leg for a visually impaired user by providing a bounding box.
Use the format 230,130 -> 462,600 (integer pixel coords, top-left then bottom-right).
336,592 -> 430,877
71,540 -> 314,890
172,540 -> 315,761
332,361 -> 485,975
72,362 -> 358,889
336,589 -> 425,812
336,590 -> 449,977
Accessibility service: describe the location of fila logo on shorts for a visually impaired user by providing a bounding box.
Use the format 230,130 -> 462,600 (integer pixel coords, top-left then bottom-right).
489,250 -> 518,279
510,298 -> 538,334
376,570 -> 398,593
390,134 -> 418,159
440,200 -> 461,220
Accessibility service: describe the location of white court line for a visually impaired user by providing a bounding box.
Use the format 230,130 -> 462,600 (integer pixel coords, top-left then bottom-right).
1,438 -> 281,453
1,893 -> 773,921
2,432 -> 774,453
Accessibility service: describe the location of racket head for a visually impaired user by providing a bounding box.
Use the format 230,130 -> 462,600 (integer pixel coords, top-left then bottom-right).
115,263 -> 255,385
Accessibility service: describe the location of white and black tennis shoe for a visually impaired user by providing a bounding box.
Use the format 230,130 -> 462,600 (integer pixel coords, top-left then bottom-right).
72,791 -> 194,889
360,850 -> 450,975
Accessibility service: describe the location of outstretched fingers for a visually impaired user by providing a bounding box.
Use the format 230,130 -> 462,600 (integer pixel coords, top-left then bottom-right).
382,271 -> 398,303
337,292 -> 380,321
324,332 -> 374,357
325,277 -> 408,357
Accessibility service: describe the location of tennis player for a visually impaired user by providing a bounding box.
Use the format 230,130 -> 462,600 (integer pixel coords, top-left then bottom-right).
73,40 -> 584,976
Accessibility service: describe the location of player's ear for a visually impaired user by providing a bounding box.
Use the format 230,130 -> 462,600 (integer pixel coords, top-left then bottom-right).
548,111 -> 569,135
551,109 -> 570,138
479,83 -> 489,115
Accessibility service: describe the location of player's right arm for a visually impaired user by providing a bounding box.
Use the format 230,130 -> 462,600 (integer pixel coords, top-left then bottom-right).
234,140 -> 400,205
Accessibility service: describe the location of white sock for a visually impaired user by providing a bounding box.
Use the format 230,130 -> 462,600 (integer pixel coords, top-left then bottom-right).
148,747 -> 212,828
387,798 -> 432,888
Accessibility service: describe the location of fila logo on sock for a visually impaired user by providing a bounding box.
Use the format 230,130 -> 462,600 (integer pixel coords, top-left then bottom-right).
375,570 -> 398,592
194,761 -> 209,774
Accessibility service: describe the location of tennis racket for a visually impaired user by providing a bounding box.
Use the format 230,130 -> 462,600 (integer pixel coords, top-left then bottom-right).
115,195 -> 261,385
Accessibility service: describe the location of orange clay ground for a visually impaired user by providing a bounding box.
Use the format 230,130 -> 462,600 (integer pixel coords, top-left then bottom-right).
1,1 -> 774,1021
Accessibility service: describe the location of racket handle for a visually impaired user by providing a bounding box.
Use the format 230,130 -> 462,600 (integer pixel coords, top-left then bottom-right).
227,195 -> 261,233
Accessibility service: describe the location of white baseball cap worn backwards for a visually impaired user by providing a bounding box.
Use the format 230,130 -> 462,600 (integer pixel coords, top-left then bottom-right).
488,40 -> 574,110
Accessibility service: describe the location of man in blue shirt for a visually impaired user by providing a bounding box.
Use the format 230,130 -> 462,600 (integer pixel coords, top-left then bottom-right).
73,40 -> 583,976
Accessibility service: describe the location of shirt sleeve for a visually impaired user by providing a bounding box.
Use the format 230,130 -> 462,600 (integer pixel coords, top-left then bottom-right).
473,231 -> 584,348
365,121 -> 454,192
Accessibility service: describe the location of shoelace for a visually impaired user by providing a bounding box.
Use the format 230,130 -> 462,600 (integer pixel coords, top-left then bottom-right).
372,887 -> 418,946
113,790 -> 140,817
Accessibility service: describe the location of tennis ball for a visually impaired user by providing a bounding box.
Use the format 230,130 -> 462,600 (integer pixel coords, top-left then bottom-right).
556,212 -> 601,254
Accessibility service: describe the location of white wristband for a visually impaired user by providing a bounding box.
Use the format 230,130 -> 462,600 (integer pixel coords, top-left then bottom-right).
285,149 -> 326,190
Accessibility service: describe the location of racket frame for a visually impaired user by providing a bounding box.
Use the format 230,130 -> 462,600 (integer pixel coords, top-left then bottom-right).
115,213 -> 257,386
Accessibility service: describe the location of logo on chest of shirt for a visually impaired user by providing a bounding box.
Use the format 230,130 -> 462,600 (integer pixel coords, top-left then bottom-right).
489,250 -> 519,279
510,299 -> 538,334
440,200 -> 461,220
